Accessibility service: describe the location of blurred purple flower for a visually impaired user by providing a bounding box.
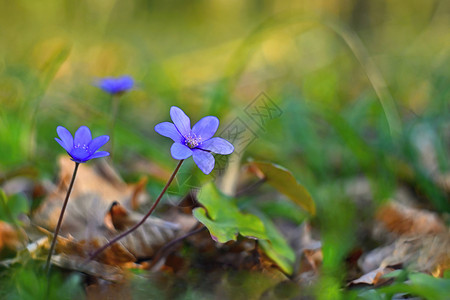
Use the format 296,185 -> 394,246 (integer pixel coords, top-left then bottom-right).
55,126 -> 110,163
96,75 -> 134,95
155,106 -> 234,174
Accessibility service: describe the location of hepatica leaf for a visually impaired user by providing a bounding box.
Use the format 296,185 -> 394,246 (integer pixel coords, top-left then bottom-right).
193,182 -> 295,274
257,213 -> 296,274
193,183 -> 267,243
0,189 -> 29,225
249,162 -> 315,215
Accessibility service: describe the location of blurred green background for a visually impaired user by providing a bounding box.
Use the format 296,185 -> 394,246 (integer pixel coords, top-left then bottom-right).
0,0 -> 449,298
1,0 -> 449,181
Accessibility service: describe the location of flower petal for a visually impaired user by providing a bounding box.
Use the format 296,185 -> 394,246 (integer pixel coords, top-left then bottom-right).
116,75 -> 134,91
192,149 -> 215,175
170,143 -> 193,160
199,137 -> 234,155
192,116 -> 219,141
89,135 -> 110,153
55,138 -> 71,152
74,126 -> 92,146
89,151 -> 110,159
96,75 -> 134,94
70,147 -> 92,162
170,106 -> 191,137
56,126 -> 73,150
154,122 -> 183,143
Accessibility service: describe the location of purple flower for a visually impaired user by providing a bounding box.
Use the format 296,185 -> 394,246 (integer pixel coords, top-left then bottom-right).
96,75 -> 134,95
155,106 -> 234,174
55,126 -> 110,163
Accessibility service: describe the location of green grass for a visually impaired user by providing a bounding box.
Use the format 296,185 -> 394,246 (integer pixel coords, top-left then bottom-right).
0,0 -> 449,298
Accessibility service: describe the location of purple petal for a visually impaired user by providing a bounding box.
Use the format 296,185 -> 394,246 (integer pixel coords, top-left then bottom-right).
56,126 -> 73,150
55,138 -> 71,152
70,147 -> 91,162
199,137 -> 234,155
74,126 -> 92,146
192,149 -> 215,174
170,143 -> 193,160
89,151 -> 110,159
89,135 -> 110,153
154,122 -> 183,143
170,106 -> 191,137
192,116 -> 219,141
96,75 -> 134,94
116,76 -> 134,91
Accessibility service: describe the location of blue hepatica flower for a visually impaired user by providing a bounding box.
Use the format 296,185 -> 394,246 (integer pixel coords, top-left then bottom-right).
96,75 -> 134,95
55,126 -> 110,163
155,106 -> 234,174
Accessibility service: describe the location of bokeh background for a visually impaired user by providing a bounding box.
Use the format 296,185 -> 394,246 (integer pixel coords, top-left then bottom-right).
0,0 -> 449,298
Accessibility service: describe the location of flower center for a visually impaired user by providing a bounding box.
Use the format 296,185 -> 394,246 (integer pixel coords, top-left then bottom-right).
74,143 -> 89,153
185,133 -> 202,149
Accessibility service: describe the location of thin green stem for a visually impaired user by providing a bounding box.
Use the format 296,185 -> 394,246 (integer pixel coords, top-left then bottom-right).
45,162 -> 79,275
85,159 -> 184,264
109,94 -> 121,159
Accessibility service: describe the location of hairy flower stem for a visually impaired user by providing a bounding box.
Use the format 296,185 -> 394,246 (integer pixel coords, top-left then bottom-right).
108,94 -> 120,159
85,159 -> 184,264
45,162 -> 80,275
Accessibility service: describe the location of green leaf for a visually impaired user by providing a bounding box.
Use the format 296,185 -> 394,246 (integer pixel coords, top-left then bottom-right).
193,183 -> 268,243
257,213 -> 296,274
372,272 -> 450,300
0,189 -> 29,225
193,183 -> 296,274
249,162 -> 315,215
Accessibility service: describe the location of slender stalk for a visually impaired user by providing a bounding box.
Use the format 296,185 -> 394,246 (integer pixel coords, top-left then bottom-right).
108,94 -> 120,159
45,162 -> 80,275
85,160 -> 184,264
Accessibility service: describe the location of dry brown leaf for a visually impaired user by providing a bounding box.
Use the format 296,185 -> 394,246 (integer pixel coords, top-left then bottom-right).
36,195 -> 179,264
33,156 -> 150,231
0,221 -> 23,251
359,234 -> 450,277
375,202 -> 446,237
32,157 -> 181,269
348,267 -> 395,286
303,248 -> 323,272
52,254 -> 125,282
290,223 -> 323,286
380,234 -> 450,274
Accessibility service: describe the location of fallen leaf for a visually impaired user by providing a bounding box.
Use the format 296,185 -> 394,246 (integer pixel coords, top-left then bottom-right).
359,234 -> 450,277
247,162 -> 315,215
32,157 -> 181,268
349,267 -> 395,286
0,220 -> 23,252
34,156 -> 150,230
376,202 -> 446,237
36,195 -> 179,263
